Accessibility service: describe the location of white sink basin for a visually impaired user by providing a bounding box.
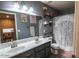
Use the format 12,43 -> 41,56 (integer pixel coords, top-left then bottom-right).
7,46 -> 25,53
0,47 -> 11,57
0,46 -> 25,57
0,47 -> 10,54
0,54 -> 9,58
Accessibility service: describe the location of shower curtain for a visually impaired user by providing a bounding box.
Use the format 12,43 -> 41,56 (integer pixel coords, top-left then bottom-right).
53,14 -> 74,52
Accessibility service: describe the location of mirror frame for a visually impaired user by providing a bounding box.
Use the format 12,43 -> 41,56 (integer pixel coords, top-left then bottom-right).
0,11 -> 18,43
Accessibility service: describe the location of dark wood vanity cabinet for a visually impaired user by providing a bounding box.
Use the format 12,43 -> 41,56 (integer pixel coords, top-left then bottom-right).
11,41 -> 51,58
45,42 -> 51,57
35,43 -> 45,58
35,42 -> 51,58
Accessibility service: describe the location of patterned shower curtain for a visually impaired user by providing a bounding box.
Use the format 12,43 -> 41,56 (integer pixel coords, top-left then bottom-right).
53,14 -> 74,52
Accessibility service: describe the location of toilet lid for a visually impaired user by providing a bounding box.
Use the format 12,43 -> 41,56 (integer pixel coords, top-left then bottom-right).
51,43 -> 59,49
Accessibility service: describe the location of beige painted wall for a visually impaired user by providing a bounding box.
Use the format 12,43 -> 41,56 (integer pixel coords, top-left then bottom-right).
74,1 -> 79,57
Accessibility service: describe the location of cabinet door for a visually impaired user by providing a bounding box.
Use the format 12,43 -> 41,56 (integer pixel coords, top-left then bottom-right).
45,47 -> 51,57
35,50 -> 45,58
35,43 -> 45,58
45,42 -> 51,57
45,42 -> 51,47
35,44 -> 45,52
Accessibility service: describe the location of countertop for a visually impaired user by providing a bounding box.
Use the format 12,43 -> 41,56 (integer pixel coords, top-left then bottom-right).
0,37 -> 51,58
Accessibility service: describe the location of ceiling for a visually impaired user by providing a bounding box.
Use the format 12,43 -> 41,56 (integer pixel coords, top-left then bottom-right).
41,1 -> 74,11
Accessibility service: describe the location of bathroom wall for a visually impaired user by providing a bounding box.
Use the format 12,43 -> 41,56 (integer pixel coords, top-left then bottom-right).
59,7 -> 75,15
16,13 -> 31,39
0,1 -> 57,16
53,14 -> 74,52
0,1 -> 58,40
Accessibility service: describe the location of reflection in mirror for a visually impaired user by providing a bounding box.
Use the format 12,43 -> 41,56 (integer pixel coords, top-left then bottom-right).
18,13 -> 42,40
29,15 -> 43,37
30,26 -> 35,37
0,11 -> 42,43
0,12 -> 16,43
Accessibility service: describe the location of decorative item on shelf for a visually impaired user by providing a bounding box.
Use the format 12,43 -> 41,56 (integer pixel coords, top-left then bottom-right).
43,21 -> 49,26
42,6 -> 48,18
49,21 -> 52,26
42,6 -> 54,19
42,6 -> 48,11
43,21 -> 48,25
49,23 -> 52,26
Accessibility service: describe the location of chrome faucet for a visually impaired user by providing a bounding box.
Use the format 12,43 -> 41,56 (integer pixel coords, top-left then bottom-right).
10,40 -> 17,48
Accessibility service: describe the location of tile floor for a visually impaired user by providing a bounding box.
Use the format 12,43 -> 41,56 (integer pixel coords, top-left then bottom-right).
50,48 -> 76,58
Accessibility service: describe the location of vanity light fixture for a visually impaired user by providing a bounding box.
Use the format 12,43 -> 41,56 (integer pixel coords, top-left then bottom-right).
13,1 -> 34,12
13,2 -> 20,9
12,1 -> 35,15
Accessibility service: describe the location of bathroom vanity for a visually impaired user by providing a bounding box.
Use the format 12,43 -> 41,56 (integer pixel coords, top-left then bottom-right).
0,37 -> 51,58
12,41 -> 51,58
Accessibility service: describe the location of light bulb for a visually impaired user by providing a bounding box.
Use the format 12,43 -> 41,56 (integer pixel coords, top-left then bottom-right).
13,2 -> 20,9
6,15 -> 9,18
22,5 -> 28,11
29,7 -> 34,12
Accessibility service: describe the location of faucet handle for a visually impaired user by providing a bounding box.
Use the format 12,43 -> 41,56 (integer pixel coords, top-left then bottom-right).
11,41 -> 17,48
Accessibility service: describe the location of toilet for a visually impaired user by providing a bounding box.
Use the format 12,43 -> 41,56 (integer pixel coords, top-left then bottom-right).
48,37 -> 60,55
51,43 -> 60,55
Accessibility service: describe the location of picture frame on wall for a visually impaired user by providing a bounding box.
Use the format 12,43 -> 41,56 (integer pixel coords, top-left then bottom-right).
30,15 -> 36,24
20,14 -> 28,22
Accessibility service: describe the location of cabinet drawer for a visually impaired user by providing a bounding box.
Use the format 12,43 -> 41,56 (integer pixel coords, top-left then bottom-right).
35,44 -> 45,52
12,49 -> 35,58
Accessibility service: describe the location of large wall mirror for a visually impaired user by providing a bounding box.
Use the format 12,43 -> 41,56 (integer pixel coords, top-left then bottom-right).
0,11 -> 16,43
0,10 -> 42,43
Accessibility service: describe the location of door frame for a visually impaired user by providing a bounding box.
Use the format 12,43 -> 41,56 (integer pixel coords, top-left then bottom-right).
0,11 -> 18,42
